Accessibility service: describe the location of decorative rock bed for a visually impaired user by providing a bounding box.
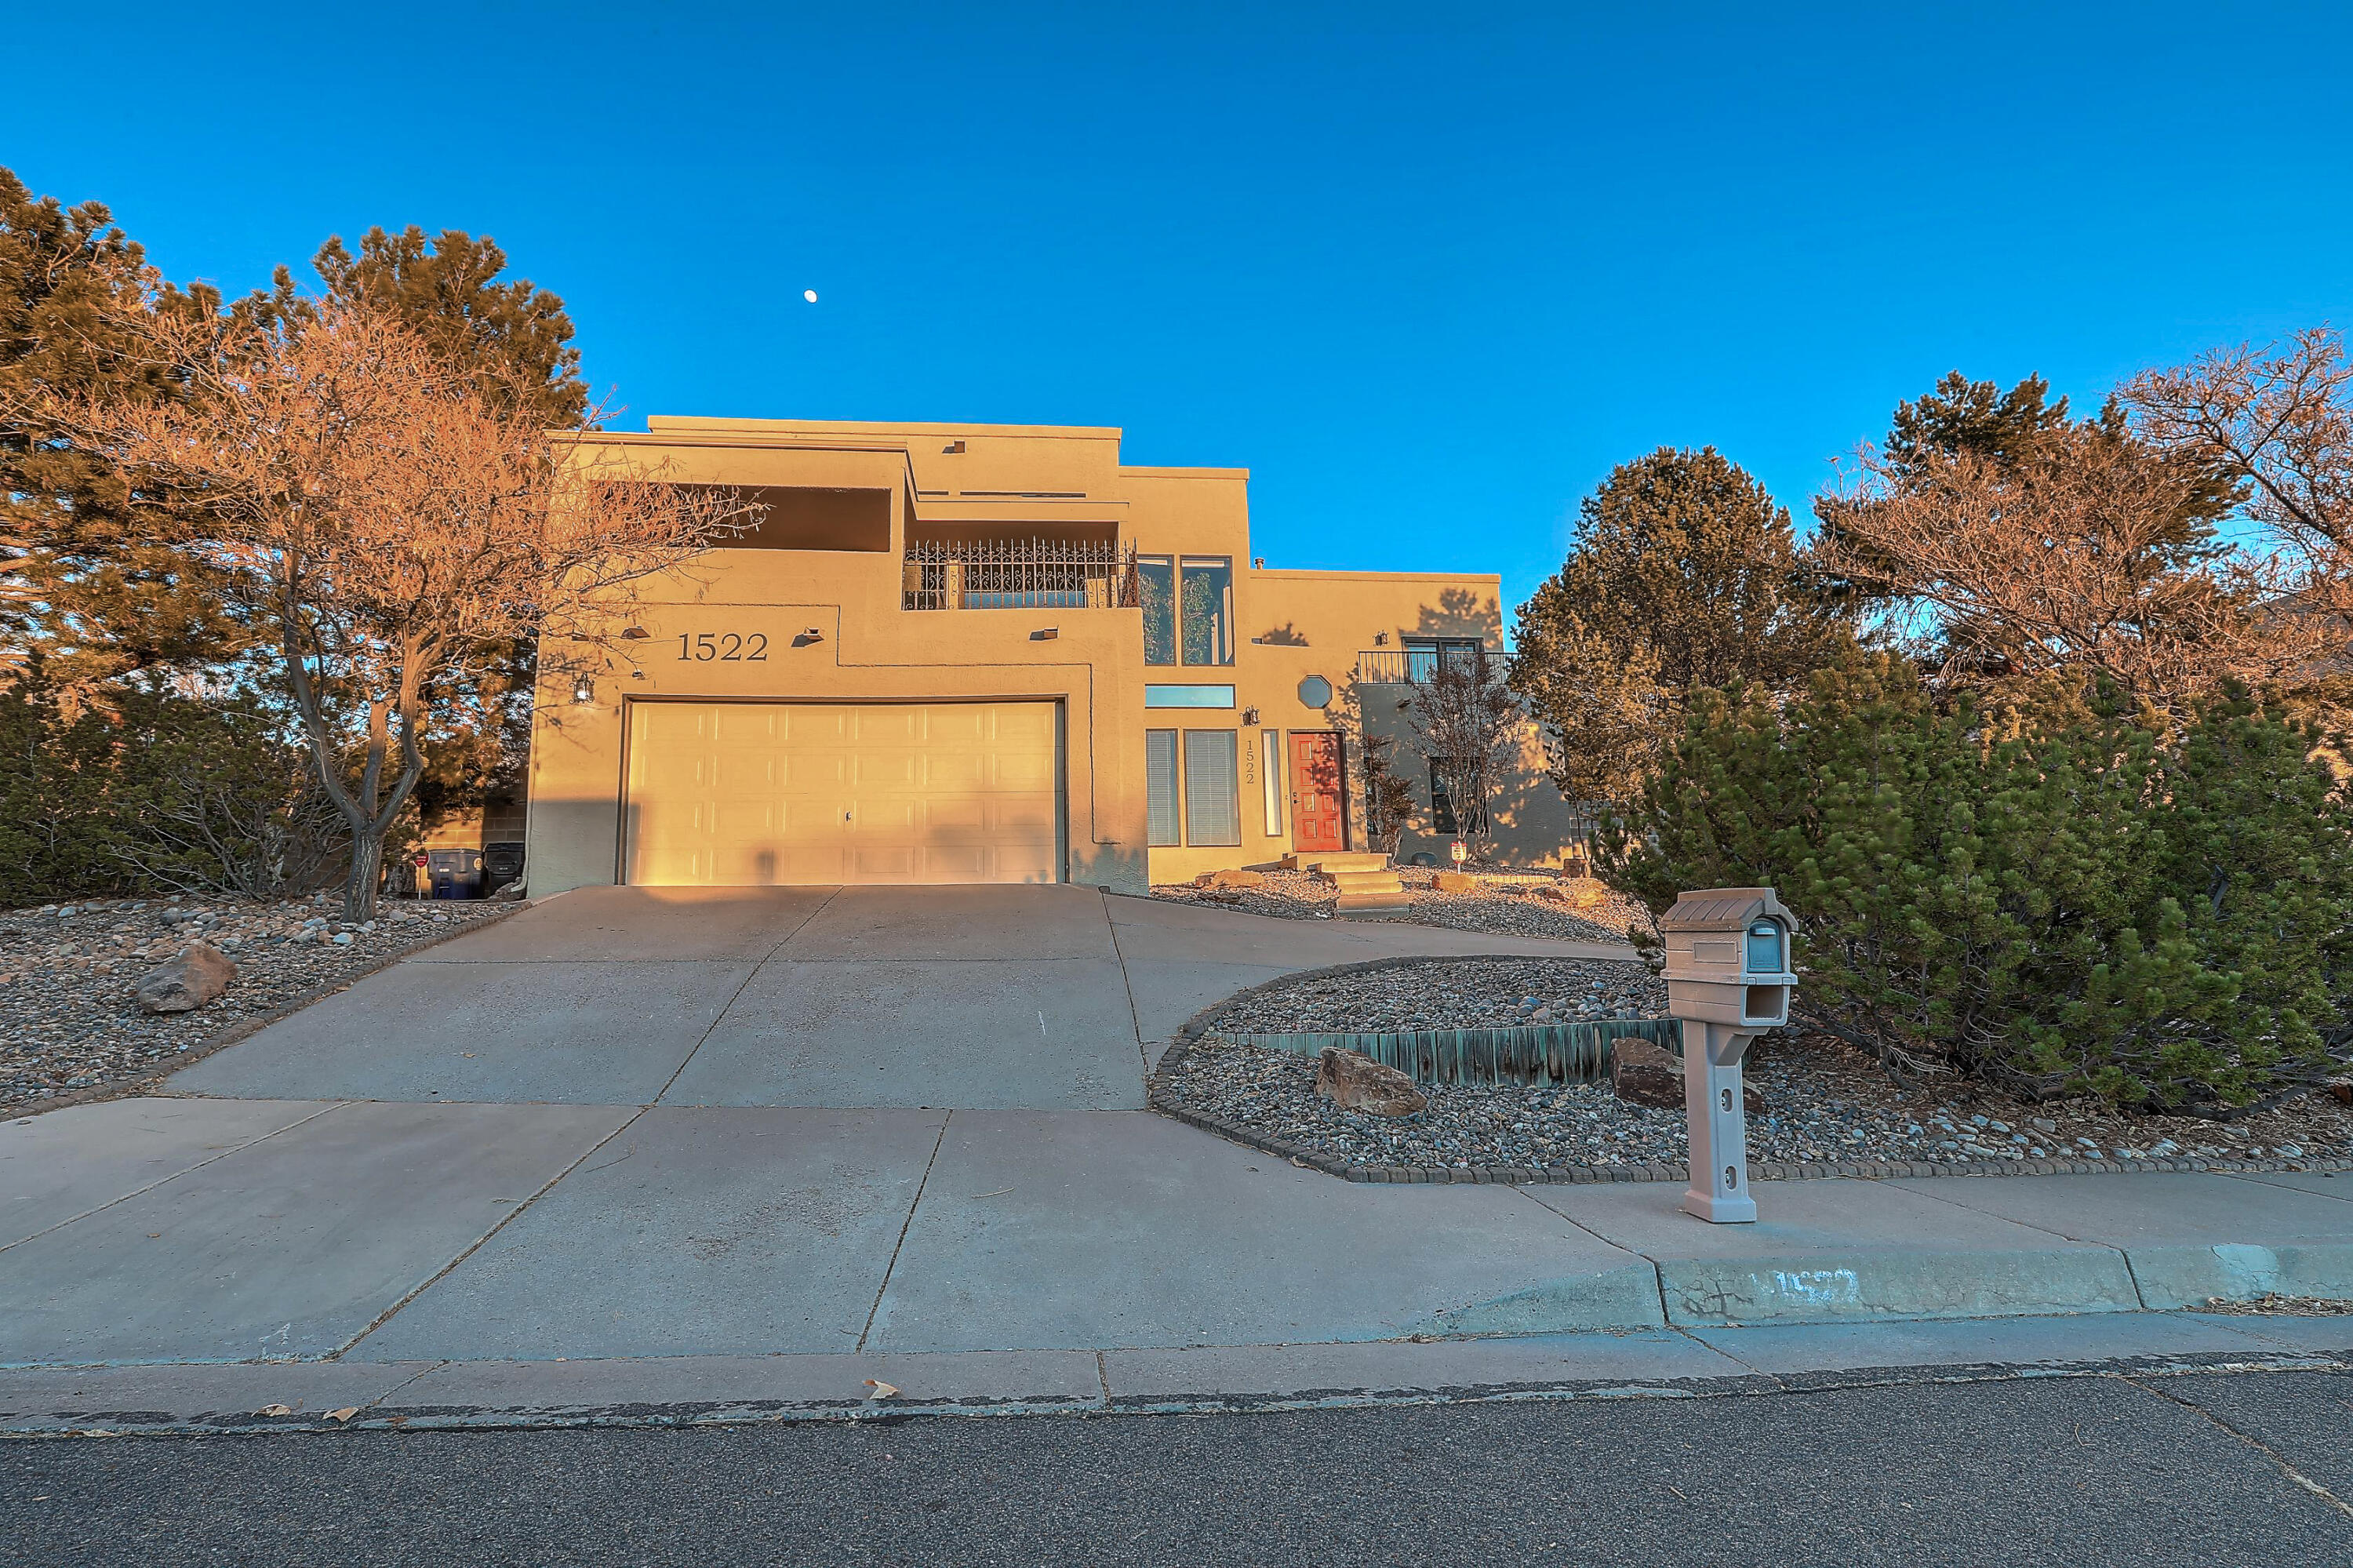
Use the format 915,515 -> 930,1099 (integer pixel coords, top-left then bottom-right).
1152,867 -> 1645,947
1,894 -> 518,1116
1151,956 -> 2353,1182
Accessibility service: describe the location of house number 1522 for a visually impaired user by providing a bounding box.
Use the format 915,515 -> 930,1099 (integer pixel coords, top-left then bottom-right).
675,632 -> 769,662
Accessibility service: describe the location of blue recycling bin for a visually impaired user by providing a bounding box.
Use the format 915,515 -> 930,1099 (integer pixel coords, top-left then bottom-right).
427,847 -> 484,899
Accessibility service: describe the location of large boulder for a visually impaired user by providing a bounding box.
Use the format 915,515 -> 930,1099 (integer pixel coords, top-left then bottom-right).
1610,1037 -> 1684,1108
1537,879 -> 1609,910
1194,868 -> 1267,890
1314,1046 -> 1427,1117
134,943 -> 238,1014
1432,871 -> 1479,893
1611,1037 -> 1764,1114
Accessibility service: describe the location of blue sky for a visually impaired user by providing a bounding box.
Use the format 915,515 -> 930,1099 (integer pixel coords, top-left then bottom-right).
7,2 -> 2349,624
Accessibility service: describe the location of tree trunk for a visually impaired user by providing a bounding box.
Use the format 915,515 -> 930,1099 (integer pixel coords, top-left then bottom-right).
344,831 -> 384,922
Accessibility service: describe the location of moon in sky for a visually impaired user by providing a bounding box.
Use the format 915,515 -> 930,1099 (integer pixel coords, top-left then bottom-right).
803,289 -> 818,303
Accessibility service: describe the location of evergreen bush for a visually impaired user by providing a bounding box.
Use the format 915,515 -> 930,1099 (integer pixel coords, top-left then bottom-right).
1600,651 -> 2352,1108
0,668 -> 345,904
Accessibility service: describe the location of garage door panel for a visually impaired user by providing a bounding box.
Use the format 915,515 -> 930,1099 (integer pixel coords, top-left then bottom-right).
915,753 -> 985,791
627,701 -> 1062,886
991,842 -> 1060,881
994,796 -> 1060,833
850,707 -> 923,742
846,845 -> 922,881
919,797 -> 987,835
996,752 -> 1056,791
850,801 -> 920,835
707,709 -> 777,744
992,704 -> 1054,739
853,753 -> 923,789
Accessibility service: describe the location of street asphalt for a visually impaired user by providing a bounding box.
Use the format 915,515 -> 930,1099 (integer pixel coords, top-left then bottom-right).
7,1367 -> 2349,1566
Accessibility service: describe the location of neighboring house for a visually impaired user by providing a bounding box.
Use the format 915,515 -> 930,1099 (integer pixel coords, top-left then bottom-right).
524,417 -> 1579,896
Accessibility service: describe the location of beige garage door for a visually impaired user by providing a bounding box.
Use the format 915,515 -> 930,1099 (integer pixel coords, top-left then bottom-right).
624,700 -> 1064,886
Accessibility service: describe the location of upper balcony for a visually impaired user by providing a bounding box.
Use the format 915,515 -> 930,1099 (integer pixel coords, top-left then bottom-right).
1355,643 -> 1492,685
902,537 -> 1140,611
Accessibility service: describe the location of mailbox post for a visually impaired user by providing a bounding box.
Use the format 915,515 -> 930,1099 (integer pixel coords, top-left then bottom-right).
1658,888 -> 1799,1224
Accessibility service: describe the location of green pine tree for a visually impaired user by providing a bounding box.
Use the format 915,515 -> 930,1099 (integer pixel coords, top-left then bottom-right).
1602,649 -> 2351,1108
0,166 -> 252,694
310,226 -> 589,427
1510,446 -> 1851,808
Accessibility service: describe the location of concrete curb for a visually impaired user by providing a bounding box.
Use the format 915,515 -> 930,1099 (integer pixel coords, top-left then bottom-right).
1655,1246 -> 2144,1326
6,899 -> 533,1122
1148,957 -> 2353,1187
5,1315 -> 2348,1435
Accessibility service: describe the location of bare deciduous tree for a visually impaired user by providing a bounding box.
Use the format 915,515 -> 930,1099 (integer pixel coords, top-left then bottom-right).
10,291 -> 749,916
1403,648 -> 1524,862
2125,326 -> 2353,617
1816,424 -> 2329,713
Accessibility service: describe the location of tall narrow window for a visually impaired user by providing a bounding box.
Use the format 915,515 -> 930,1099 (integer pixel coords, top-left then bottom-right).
1179,557 -> 1234,666
1261,729 -> 1283,836
1147,729 -> 1181,846
1139,557 -> 1176,666
1429,758 -> 1460,836
1184,730 -> 1241,846
1428,757 -> 1486,835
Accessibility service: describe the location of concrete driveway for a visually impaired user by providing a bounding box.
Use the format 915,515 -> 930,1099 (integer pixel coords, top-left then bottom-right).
165,884 -> 1627,1112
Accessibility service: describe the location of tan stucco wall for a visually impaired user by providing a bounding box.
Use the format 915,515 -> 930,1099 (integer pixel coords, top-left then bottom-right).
524,418 -> 1577,894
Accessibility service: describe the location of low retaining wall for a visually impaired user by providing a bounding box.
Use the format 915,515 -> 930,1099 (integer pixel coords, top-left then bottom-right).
1213,1018 -> 1676,1087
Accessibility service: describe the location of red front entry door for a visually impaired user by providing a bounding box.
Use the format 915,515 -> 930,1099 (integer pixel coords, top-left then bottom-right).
1289,733 -> 1347,853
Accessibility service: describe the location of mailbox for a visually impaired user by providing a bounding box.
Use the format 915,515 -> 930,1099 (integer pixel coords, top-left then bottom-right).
1657,887 -> 1800,1225
1660,888 -> 1798,1031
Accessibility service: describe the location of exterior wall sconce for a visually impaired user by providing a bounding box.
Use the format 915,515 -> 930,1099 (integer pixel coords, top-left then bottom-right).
944,440 -> 966,453
792,628 -> 824,647
1242,706 -> 1260,726
1373,631 -> 1389,646
620,626 -> 651,640
1031,627 -> 1058,641
573,678 -> 595,703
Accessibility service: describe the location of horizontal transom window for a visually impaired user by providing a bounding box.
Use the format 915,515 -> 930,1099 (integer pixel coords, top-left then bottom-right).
1144,684 -> 1236,709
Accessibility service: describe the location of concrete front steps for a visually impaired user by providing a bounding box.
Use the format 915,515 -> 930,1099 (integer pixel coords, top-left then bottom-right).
1279,851 -> 1391,873
1282,852 -> 1413,916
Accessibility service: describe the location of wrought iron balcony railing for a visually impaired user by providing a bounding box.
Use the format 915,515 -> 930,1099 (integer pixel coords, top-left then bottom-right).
1354,646 -> 1491,684
902,538 -> 1139,611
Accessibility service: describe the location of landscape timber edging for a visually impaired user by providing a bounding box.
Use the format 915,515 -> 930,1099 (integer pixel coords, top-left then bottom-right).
1147,954 -> 2353,1186
9,897 -> 536,1122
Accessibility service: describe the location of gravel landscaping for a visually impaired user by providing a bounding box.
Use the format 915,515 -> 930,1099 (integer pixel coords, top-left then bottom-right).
2201,1295 -> 2353,1316
1152,867 -> 1644,947
1212,955 -> 1663,1031
1159,956 -> 2353,1175
1,894 -> 511,1115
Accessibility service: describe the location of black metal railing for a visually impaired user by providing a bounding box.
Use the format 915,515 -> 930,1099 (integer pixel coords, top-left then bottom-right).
902,538 -> 1139,610
1354,646 -> 1491,684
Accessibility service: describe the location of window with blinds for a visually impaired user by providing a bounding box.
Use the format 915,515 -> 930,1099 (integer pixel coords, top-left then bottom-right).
1261,729 -> 1283,835
1184,729 -> 1241,846
1147,729 -> 1181,846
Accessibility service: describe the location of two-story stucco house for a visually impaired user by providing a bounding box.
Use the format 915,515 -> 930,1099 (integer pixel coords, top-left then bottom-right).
522,417 -> 1577,897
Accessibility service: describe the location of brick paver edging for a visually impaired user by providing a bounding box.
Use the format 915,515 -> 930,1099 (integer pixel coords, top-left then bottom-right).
10,897 -> 535,1121
1146,954 -> 2353,1185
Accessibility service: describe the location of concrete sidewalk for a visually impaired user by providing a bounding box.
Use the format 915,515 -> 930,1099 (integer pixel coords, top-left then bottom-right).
5,1097 -> 2350,1384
